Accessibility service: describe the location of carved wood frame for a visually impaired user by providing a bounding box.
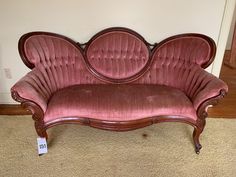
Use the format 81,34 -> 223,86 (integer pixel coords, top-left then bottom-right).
11,88 -> 227,154
18,27 -> 216,80
13,27 -> 225,154
18,31 -> 85,69
83,27 -> 153,83
151,33 -> 216,69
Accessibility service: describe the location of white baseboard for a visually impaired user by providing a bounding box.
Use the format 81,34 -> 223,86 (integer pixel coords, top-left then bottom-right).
0,92 -> 17,104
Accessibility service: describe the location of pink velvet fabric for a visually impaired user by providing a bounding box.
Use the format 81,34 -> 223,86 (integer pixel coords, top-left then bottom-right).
86,31 -> 149,80
44,84 -> 197,122
135,64 -> 228,110
155,36 -> 212,67
24,34 -> 103,88
11,30 -> 228,122
135,35 -> 228,108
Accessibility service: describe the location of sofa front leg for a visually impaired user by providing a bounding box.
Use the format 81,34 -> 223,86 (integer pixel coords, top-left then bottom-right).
192,90 -> 227,154
21,101 -> 48,141
193,118 -> 206,154
35,122 -> 48,140
193,127 -> 203,154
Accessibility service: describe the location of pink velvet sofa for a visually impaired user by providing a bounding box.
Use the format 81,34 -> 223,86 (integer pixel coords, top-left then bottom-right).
11,27 -> 228,154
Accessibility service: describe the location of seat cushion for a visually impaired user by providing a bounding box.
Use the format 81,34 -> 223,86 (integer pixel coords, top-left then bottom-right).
44,84 -> 197,122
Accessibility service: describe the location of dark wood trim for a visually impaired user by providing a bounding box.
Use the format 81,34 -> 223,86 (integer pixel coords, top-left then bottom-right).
0,104 -> 30,115
193,89 -> 227,153
83,27 -> 153,84
44,115 -> 197,132
10,86 -> 226,154
11,91 -> 48,139
19,28 -> 216,82
18,31 -> 85,69
84,28 -> 216,83
151,33 -> 216,69
10,28 -> 225,154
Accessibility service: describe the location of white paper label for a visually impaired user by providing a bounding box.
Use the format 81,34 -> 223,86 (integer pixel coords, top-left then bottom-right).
37,137 -> 48,155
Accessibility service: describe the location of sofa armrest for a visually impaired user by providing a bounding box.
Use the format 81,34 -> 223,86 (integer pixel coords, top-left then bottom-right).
11,69 -> 53,113
187,68 -> 228,111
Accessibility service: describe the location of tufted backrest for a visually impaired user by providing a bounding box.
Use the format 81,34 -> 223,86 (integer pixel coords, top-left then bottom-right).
19,28 -> 216,89
85,28 -> 151,83
19,32 -> 103,91
152,34 -> 215,68
135,34 -> 216,87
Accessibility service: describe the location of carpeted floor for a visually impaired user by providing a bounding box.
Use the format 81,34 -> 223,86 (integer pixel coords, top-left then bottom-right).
0,116 -> 235,177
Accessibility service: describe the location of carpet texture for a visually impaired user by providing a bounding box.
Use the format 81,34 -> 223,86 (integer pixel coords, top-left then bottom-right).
0,116 -> 235,177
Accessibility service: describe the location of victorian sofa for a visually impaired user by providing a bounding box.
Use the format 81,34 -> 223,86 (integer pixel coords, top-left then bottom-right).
11,27 -> 228,154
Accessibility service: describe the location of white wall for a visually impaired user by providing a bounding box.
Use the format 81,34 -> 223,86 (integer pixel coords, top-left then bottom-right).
0,0 -> 231,103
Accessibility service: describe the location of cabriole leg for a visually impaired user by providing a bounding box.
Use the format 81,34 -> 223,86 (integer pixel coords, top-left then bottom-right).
193,118 -> 206,154
193,127 -> 203,154
35,122 -> 48,141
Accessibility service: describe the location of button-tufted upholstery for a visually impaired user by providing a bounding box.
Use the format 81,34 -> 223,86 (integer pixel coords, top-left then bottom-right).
11,27 -> 228,153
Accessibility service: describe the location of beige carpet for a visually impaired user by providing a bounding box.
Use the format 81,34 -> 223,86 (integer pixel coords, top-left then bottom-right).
0,116 -> 235,177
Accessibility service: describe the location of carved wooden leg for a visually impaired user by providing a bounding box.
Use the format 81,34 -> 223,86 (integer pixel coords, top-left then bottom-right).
193,127 -> 203,154
193,119 -> 206,154
35,122 -> 48,140
194,90 -> 227,154
20,101 -> 48,140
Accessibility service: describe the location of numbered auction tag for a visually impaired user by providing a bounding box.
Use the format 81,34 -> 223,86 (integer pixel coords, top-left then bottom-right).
37,137 -> 48,155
